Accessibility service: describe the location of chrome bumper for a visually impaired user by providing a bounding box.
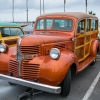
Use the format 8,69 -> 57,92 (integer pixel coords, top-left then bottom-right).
0,74 -> 61,94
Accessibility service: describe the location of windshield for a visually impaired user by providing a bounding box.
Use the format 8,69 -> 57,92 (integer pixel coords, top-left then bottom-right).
0,27 -> 23,37
36,18 -> 73,31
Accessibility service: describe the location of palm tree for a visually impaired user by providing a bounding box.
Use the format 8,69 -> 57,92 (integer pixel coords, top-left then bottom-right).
88,11 -> 96,16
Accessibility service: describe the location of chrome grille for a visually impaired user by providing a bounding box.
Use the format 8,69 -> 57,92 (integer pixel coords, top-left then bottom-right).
20,45 -> 41,55
9,60 -> 19,77
21,59 -> 40,80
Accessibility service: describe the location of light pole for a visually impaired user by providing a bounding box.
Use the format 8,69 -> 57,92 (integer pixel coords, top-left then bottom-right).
43,0 -> 44,14
40,0 -> 41,15
86,0 -> 87,13
26,0 -> 28,24
12,0 -> 14,22
64,0 -> 66,12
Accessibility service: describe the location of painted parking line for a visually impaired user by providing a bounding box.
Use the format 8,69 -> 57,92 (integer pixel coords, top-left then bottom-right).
82,71 -> 100,100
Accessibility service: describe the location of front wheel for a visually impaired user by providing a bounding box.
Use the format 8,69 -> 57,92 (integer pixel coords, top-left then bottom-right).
61,68 -> 71,97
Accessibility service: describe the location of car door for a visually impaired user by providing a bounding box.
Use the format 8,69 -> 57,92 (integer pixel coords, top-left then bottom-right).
75,18 -> 92,62
84,19 -> 91,59
75,19 -> 87,62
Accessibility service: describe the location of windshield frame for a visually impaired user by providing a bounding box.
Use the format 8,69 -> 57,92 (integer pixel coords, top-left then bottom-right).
35,17 -> 74,32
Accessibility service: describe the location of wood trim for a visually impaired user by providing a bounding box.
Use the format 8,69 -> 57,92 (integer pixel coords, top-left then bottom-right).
4,38 -> 18,45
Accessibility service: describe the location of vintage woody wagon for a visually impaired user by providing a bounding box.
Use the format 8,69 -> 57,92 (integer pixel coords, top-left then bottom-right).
0,22 -> 24,74
0,12 -> 99,96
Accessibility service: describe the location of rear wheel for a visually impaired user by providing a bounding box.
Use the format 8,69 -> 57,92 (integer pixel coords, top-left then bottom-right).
61,68 -> 71,96
91,58 -> 96,65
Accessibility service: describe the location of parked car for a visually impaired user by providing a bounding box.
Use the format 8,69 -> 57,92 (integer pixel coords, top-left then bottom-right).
0,12 -> 99,96
21,24 -> 33,34
0,22 -> 25,74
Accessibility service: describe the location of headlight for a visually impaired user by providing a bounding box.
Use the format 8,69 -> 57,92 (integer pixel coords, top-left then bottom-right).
50,48 -> 60,60
0,44 -> 6,53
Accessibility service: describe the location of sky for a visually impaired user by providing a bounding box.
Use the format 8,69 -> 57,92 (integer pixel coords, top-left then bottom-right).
0,0 -> 100,22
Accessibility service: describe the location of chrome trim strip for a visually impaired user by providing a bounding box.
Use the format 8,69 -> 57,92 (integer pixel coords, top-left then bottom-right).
16,34 -> 35,76
0,74 -> 61,94
16,37 -> 23,76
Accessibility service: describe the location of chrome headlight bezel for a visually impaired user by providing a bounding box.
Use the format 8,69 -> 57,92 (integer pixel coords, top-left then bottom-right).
49,48 -> 60,60
0,44 -> 7,53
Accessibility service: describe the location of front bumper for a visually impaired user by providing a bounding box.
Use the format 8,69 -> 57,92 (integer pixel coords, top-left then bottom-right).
0,74 -> 61,94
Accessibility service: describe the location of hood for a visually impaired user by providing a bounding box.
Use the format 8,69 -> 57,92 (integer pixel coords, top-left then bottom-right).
20,33 -> 72,46
20,35 -> 43,46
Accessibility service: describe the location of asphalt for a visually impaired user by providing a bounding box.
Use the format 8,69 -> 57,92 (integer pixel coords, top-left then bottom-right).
89,78 -> 100,100
0,59 -> 100,100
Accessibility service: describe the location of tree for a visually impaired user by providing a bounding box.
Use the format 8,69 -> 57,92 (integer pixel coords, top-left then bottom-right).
88,11 -> 96,16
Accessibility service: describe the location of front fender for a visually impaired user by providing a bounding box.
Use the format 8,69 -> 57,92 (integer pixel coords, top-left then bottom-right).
0,46 -> 16,74
39,50 -> 78,86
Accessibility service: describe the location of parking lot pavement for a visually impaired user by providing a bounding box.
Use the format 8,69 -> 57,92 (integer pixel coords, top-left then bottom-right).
89,79 -> 100,100
0,59 -> 100,100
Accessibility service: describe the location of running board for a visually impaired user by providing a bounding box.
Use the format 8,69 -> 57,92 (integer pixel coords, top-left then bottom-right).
0,74 -> 61,94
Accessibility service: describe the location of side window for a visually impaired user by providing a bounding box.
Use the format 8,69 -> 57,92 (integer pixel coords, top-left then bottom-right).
36,19 -> 44,29
10,28 -> 23,36
86,19 -> 91,32
2,28 -> 10,37
77,19 -> 85,33
91,20 -> 98,30
0,28 -> 23,37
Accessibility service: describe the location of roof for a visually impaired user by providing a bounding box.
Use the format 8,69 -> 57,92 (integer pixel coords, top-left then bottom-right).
38,12 -> 98,20
0,22 -> 20,27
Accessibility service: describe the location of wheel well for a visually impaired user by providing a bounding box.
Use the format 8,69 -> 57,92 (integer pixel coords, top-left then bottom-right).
70,63 -> 77,74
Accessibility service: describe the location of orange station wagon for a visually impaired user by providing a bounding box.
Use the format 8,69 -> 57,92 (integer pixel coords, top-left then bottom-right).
0,12 -> 99,96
